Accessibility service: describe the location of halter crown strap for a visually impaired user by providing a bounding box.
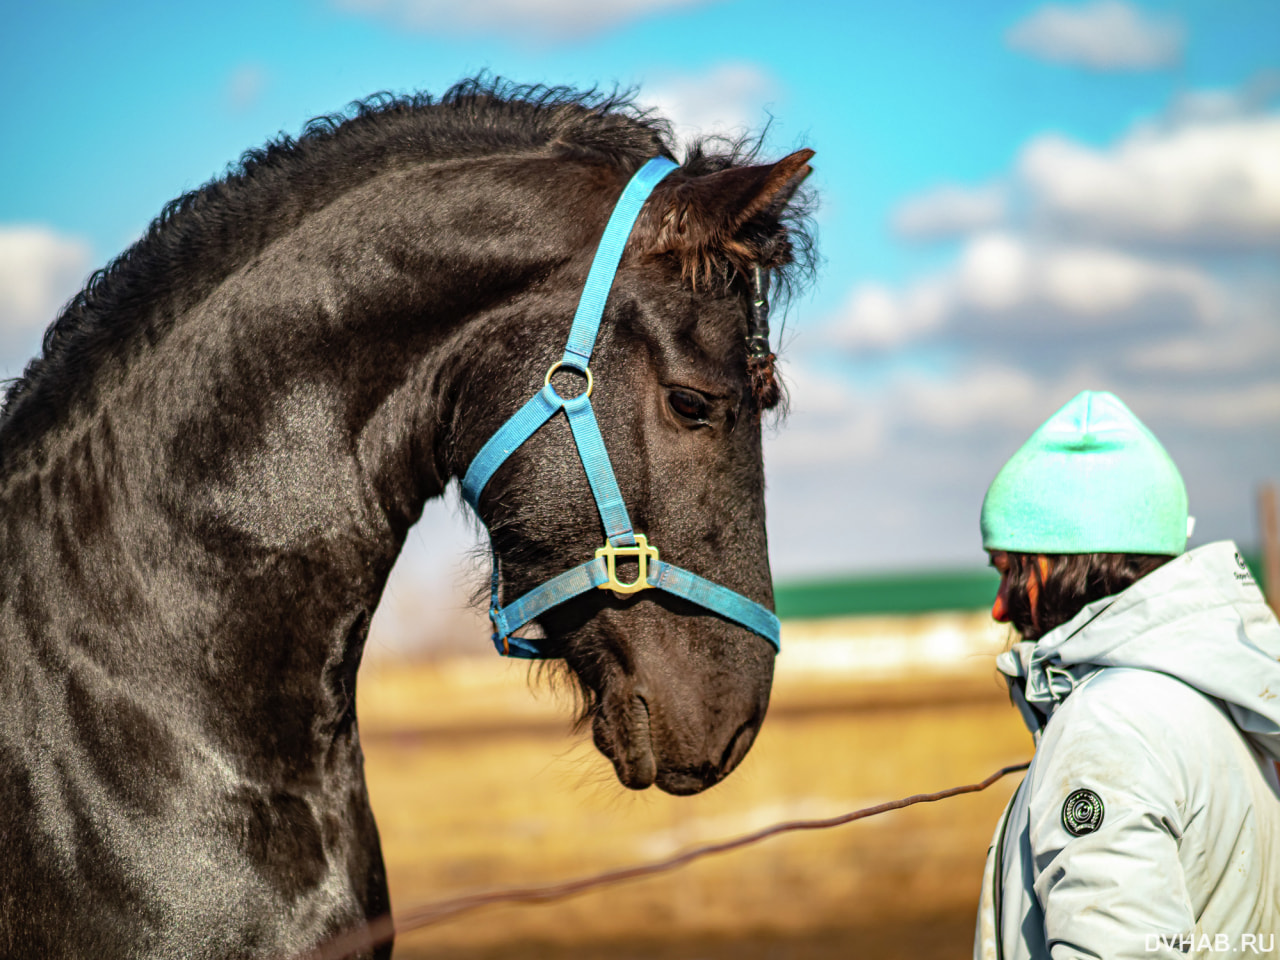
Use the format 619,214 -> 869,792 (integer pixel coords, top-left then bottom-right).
562,157 -> 678,369
462,156 -> 781,658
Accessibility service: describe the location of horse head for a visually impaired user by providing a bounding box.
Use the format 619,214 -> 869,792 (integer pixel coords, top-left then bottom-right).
456,149 -> 813,794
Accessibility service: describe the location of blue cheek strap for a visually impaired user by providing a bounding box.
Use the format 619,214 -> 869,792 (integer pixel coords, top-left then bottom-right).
460,156 -> 780,658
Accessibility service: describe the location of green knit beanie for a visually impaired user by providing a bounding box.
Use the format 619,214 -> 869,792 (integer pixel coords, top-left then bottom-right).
980,391 -> 1189,555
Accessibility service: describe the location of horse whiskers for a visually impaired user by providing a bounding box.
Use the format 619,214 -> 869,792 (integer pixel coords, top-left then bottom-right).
535,658 -> 599,731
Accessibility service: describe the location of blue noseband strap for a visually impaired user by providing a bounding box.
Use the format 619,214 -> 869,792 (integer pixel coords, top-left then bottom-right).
462,156 -> 781,658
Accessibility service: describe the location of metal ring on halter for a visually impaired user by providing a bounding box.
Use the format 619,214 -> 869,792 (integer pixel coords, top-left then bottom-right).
544,361 -> 593,401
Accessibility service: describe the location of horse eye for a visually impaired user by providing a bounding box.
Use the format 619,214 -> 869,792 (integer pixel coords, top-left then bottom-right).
667,388 -> 711,425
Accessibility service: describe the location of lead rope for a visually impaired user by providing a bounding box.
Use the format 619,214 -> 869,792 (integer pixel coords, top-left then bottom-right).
304,761 -> 1030,960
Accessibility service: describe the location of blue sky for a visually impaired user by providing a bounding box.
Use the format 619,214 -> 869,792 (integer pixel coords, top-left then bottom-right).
4,0 -> 1277,291
2,0 -> 1278,649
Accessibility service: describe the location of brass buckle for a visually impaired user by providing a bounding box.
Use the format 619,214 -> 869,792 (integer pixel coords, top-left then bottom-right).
595,535 -> 658,594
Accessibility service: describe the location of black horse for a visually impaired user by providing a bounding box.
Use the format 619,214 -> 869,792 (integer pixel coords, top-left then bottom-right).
0,79 -> 814,958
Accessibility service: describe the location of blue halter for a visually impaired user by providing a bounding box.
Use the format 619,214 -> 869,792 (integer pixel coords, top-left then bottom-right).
461,157 -> 781,659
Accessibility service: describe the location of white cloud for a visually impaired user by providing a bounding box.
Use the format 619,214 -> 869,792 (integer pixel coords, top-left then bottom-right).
1179,383 -> 1280,428
1123,279 -> 1280,376
1128,330 -> 1276,376
895,365 -> 1044,430
0,225 -> 92,335
830,232 -> 1222,349
959,233 -> 1222,321
828,281 -> 948,350
764,318 -> 1278,578
226,64 -> 267,113
892,183 -> 1007,240
1020,118 -> 1280,246
1006,0 -> 1183,71
1121,381 -> 1280,429
766,361 -> 886,467
889,82 -> 1280,251
638,63 -> 778,141
1163,70 -> 1280,126
769,78 -> 1280,577
332,0 -> 718,42
766,405 -> 885,469
761,355 -> 1085,576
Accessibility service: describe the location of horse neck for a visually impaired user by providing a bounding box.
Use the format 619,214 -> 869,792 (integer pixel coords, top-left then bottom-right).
2,156 -> 599,777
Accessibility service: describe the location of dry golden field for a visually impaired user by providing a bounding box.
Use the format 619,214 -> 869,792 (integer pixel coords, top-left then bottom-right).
356,612 -> 1033,959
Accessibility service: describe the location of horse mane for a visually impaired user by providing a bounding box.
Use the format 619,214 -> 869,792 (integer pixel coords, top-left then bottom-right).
0,76 -> 814,458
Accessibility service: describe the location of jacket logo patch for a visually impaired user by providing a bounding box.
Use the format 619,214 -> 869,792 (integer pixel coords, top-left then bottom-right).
1234,552 -> 1257,585
1062,788 -> 1104,836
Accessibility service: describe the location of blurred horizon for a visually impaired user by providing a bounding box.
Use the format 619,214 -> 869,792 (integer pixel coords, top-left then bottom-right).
3,0 -> 1278,655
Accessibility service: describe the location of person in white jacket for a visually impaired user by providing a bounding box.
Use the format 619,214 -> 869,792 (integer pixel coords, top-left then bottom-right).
974,390 -> 1280,960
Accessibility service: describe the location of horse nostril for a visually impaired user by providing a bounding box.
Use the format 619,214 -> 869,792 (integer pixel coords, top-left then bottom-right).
718,715 -> 760,778
621,691 -> 656,790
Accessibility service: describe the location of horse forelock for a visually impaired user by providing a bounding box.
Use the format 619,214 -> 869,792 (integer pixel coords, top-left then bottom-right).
0,76 -> 813,460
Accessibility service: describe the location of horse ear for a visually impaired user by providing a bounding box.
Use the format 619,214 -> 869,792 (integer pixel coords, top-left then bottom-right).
637,149 -> 814,262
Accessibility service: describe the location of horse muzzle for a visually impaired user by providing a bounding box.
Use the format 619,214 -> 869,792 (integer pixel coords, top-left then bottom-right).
592,657 -> 771,796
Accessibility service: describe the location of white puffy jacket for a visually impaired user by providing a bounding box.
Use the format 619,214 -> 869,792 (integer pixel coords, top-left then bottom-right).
975,541 -> 1280,960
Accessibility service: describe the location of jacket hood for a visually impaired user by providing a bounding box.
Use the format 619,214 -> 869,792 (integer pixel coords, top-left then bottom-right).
998,540 -> 1280,761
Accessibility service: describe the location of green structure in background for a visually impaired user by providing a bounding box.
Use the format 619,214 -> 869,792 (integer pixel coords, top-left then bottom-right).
774,568 -> 1000,620
775,551 -> 1267,621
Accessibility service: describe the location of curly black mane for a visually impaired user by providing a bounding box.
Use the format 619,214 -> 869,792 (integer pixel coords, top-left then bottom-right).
0,77 -> 813,457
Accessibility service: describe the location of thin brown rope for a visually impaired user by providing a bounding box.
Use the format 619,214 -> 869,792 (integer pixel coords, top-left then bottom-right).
305,760 -> 1030,960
